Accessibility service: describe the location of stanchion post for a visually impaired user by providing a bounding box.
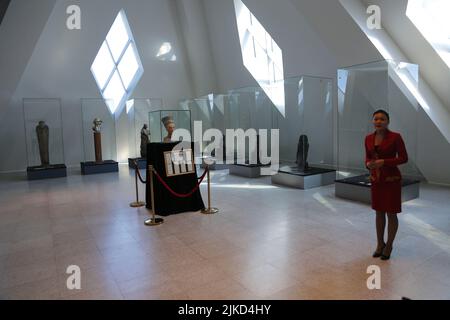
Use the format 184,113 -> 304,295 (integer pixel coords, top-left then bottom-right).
145,165 -> 164,226
130,160 -> 145,208
201,164 -> 219,214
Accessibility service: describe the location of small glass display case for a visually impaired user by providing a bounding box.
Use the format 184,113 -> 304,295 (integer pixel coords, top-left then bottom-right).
80,98 -> 118,175
23,98 -> 67,180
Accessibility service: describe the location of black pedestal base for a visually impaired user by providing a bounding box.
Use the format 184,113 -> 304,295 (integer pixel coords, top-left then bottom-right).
272,165 -> 336,189
335,174 -> 420,203
128,157 -> 146,169
27,164 -> 67,180
80,160 -> 119,175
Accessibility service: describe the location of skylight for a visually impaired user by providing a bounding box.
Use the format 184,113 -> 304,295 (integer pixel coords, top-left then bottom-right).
406,0 -> 450,68
91,10 -> 144,114
234,0 -> 285,116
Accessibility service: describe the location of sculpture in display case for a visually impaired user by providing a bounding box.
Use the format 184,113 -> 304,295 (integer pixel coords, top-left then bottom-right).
92,118 -> 103,163
36,121 -> 50,167
161,116 -> 175,143
80,116 -> 118,175
24,98 -> 67,180
295,134 -> 309,172
140,124 -> 150,158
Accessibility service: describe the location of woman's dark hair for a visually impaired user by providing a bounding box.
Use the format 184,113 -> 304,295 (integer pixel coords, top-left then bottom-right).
373,109 -> 390,121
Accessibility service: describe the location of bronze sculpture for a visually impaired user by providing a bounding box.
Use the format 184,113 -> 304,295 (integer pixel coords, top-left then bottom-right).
92,118 -> 103,163
140,124 -> 150,158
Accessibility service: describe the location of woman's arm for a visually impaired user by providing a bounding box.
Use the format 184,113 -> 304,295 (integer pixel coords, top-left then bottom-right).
365,137 -> 372,169
383,134 -> 408,167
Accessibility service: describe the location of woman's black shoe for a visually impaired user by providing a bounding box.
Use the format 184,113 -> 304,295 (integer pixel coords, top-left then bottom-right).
372,245 -> 385,258
380,246 -> 392,260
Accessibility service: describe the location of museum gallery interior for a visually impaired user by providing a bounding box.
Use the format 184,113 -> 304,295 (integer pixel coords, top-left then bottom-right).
0,0 -> 449,300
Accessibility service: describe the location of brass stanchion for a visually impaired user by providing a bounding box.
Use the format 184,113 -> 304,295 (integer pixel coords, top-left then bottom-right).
201,164 -> 219,214
145,165 -> 164,226
130,161 -> 145,208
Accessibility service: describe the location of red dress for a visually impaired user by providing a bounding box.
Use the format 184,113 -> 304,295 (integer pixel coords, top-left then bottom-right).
365,129 -> 408,213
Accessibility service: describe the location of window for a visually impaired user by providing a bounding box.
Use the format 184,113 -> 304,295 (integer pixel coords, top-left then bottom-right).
234,0 -> 285,116
406,0 -> 450,68
91,10 -> 144,114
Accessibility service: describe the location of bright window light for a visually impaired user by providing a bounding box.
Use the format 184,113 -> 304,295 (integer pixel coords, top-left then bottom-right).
103,71 -> 126,114
106,12 -> 130,62
91,42 -> 115,90
406,0 -> 450,68
91,9 -> 144,114
118,44 -> 139,90
234,0 -> 285,116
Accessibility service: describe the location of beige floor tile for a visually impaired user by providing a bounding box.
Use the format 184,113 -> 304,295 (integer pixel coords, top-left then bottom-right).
0,167 -> 448,300
232,264 -> 301,298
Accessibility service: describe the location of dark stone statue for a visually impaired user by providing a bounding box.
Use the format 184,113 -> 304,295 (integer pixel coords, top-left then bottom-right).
92,118 -> 103,163
140,124 -> 150,158
36,121 -> 49,167
296,134 -> 309,172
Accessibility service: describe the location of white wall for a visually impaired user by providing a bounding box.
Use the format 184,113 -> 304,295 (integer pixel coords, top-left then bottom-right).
0,0 -> 204,171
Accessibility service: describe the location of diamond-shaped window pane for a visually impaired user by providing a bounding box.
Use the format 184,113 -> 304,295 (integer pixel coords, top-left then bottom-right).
91,9 -> 143,115
106,11 -> 130,62
103,70 -> 126,114
91,41 -> 115,90
118,43 -> 140,90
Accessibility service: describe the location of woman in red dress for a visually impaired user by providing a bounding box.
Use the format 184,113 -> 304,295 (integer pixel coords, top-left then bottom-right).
365,110 -> 408,260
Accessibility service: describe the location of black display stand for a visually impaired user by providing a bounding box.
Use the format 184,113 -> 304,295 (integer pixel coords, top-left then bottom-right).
335,174 -> 420,203
128,157 -> 146,169
80,160 -> 119,175
27,164 -> 67,180
146,142 -> 205,216
271,165 -> 336,189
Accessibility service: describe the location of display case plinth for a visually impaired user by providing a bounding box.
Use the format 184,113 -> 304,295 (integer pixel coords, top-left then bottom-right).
128,157 -> 146,169
201,163 -> 230,171
229,164 -> 267,178
27,164 -> 67,180
271,166 -> 335,189
335,175 -> 420,204
80,160 -> 119,175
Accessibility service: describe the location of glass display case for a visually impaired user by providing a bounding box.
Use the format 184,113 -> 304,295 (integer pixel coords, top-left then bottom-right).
80,98 -> 118,175
270,76 -> 336,188
23,98 -> 67,180
185,94 -> 229,169
148,110 -> 191,143
226,86 -> 276,177
335,60 -> 421,202
126,98 -> 163,168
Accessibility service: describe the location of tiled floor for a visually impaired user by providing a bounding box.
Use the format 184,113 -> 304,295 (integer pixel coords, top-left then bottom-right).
0,165 -> 449,300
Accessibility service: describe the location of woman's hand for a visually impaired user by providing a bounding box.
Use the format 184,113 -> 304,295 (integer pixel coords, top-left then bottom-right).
367,159 -> 384,169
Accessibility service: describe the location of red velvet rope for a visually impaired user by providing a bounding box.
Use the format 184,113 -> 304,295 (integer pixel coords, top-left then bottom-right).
151,167 -> 208,198
134,161 -> 147,184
